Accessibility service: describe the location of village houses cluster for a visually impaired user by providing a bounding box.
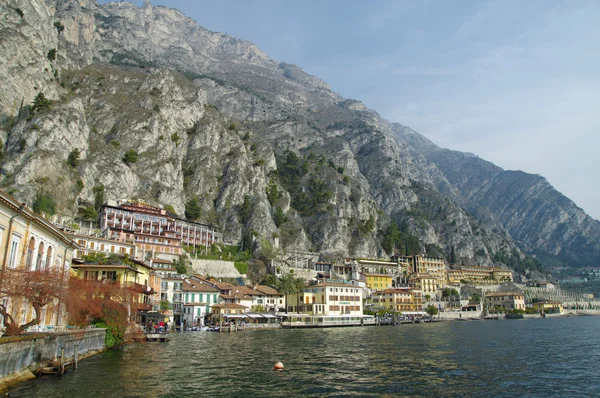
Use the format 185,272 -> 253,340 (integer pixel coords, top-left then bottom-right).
0,188 -> 569,334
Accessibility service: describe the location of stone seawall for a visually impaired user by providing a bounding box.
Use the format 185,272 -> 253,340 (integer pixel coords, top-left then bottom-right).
190,259 -> 243,278
0,329 -> 106,381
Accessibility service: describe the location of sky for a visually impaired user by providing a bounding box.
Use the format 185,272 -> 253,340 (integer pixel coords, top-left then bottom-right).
100,0 -> 600,220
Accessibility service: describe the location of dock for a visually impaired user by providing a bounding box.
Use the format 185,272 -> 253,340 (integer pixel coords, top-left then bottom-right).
144,333 -> 170,342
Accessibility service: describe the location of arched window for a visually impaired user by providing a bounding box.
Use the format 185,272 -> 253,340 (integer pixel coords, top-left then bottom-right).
36,242 -> 45,271
26,237 -> 35,270
45,246 -> 53,271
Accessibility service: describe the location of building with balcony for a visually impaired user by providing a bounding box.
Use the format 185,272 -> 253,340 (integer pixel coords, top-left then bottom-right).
285,282 -> 364,315
365,288 -> 423,313
71,257 -> 158,323
0,189 -> 77,332
409,273 -> 445,294
98,201 -> 221,259
394,255 -> 447,281
447,265 -> 514,285
68,232 -> 138,260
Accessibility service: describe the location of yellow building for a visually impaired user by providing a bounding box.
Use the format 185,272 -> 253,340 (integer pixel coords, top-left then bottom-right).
395,255 -> 447,280
71,256 -> 158,322
532,300 -> 564,314
448,265 -> 513,284
365,289 -> 423,313
286,282 -> 364,315
364,273 -> 393,291
409,273 -> 444,294
0,190 -> 77,331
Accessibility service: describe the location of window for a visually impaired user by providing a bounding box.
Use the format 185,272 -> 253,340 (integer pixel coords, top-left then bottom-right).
8,234 -> 20,269
199,294 -> 203,303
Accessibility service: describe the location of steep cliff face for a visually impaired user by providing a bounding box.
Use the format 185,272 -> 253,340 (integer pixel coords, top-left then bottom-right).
395,125 -> 600,266
0,0 -> 596,267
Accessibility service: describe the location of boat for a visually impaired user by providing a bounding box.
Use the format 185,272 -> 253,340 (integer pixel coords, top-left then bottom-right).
281,314 -> 376,329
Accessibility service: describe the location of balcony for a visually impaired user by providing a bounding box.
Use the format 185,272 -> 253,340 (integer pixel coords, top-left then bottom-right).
133,303 -> 153,311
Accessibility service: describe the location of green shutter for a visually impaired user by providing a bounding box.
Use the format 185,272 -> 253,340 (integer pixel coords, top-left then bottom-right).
199,294 -> 203,303
185,293 -> 189,302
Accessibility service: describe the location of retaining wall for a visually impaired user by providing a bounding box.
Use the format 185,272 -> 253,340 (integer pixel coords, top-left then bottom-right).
189,259 -> 243,278
0,329 -> 106,379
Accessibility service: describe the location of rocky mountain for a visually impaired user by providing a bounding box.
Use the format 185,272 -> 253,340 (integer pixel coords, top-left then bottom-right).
0,0 -> 598,269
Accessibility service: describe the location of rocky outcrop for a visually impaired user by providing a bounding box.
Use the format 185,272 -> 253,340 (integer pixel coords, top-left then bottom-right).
0,0 -> 597,268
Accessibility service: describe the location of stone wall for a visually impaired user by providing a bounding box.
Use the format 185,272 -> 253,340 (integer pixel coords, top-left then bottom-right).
0,329 -> 106,379
190,259 -> 243,278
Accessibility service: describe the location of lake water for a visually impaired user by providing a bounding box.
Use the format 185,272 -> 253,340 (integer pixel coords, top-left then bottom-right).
7,316 -> 600,397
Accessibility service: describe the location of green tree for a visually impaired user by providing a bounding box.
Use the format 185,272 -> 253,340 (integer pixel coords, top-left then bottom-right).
470,293 -> 481,304
261,273 -> 278,286
163,204 -> 176,215
122,150 -> 138,165
67,148 -> 80,168
173,255 -> 189,275
31,92 -> 51,114
247,259 -> 266,287
426,305 -> 439,316
267,179 -> 278,205
79,204 -> 98,222
92,184 -> 105,211
273,206 -> 286,227
276,273 -> 303,314
47,48 -> 57,61
32,191 -> 56,216
239,195 -> 252,224
185,197 -> 202,221
382,222 -> 401,253
53,21 -> 65,33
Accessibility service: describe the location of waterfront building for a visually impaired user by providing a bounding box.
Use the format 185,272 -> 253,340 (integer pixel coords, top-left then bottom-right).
211,303 -> 248,318
484,292 -> 525,311
253,285 -> 285,313
364,273 -> 394,291
68,232 -> 138,260
447,265 -> 513,285
0,190 -> 77,331
365,288 -> 423,313
408,273 -> 445,294
71,257 -> 158,322
160,276 -> 184,324
181,279 -> 220,326
98,201 -> 221,259
531,300 -> 564,314
285,282 -> 364,315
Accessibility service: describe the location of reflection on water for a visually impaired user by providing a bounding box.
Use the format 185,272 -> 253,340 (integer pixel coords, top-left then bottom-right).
8,316 -> 600,397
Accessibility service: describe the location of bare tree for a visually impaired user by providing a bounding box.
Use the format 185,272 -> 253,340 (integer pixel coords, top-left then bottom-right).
0,268 -> 67,335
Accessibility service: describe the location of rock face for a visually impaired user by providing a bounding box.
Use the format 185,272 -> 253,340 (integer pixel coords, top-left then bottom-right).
396,125 -> 600,266
0,0 -> 598,268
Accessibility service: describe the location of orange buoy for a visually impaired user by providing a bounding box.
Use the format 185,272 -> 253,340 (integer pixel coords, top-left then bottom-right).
273,361 -> 284,370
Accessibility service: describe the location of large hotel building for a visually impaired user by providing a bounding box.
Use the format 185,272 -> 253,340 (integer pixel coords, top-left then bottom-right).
99,201 -> 221,258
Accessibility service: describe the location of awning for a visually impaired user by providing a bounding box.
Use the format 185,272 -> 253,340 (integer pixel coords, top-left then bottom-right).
245,313 -> 263,319
261,314 -> 277,318
224,314 -> 246,319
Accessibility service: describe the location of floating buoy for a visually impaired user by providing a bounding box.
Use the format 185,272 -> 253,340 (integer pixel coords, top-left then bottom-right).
273,361 -> 284,370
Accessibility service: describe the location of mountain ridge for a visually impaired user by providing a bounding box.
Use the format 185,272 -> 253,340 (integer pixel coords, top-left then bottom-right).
0,0 -> 598,269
